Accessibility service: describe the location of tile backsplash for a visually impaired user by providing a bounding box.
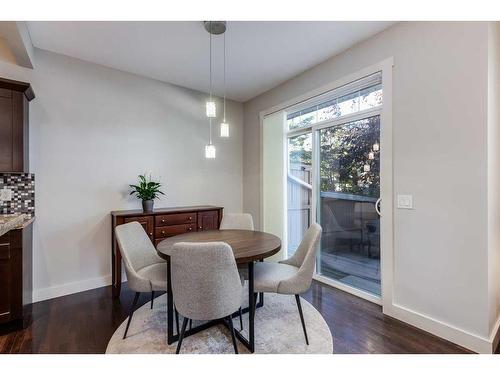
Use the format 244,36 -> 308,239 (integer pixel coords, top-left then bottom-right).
0,173 -> 35,218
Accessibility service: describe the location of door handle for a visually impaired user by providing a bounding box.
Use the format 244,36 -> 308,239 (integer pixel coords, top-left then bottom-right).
375,198 -> 381,216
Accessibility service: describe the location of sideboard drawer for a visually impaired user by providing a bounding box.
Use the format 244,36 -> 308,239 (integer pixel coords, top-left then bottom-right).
155,212 -> 197,227
155,223 -> 195,238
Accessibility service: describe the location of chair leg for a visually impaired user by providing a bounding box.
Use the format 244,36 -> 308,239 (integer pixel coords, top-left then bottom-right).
295,294 -> 309,345
176,317 -> 189,354
150,291 -> 155,309
175,307 -> 180,335
123,292 -> 140,339
238,307 -> 243,330
227,315 -> 239,354
189,319 -> 192,331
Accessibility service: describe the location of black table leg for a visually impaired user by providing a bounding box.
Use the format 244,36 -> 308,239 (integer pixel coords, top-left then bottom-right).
167,259 -> 174,345
248,261 -> 255,352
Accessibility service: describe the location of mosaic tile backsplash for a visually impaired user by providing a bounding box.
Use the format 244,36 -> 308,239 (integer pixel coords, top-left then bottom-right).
0,173 -> 35,218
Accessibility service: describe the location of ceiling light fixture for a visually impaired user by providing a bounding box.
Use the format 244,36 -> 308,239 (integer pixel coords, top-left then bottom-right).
205,21 -> 216,118
220,29 -> 229,138
204,21 -> 227,158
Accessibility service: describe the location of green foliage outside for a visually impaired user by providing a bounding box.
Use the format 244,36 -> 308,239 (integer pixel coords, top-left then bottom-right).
288,116 -> 380,198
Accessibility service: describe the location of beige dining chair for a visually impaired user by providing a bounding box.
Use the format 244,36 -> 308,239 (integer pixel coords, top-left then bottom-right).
220,213 -> 255,231
171,241 -> 243,354
115,221 -> 168,339
253,222 -> 322,345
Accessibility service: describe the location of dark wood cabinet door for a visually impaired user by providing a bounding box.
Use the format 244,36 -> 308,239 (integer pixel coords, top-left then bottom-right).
124,216 -> 154,241
197,210 -> 219,231
0,94 -> 13,172
0,236 -> 12,324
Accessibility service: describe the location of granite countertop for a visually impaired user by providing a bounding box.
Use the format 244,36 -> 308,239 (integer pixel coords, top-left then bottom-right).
0,214 -> 34,237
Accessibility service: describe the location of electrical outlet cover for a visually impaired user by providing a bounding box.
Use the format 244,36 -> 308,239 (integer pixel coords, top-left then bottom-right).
397,194 -> 413,209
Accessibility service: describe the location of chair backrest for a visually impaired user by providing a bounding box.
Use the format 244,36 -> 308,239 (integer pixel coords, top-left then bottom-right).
115,221 -> 164,274
279,223 -> 322,294
220,213 -> 254,231
171,241 -> 243,321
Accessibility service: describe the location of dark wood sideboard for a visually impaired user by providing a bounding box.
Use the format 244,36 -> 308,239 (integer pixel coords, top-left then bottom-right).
110,205 -> 223,298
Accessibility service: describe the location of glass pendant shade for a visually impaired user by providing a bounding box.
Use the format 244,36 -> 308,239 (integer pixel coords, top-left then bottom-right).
206,101 -> 216,118
220,122 -> 229,137
205,143 -> 216,159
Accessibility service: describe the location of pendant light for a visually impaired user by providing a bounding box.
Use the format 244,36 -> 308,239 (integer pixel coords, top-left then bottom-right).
205,22 -> 216,118
205,22 -> 216,158
220,31 -> 229,138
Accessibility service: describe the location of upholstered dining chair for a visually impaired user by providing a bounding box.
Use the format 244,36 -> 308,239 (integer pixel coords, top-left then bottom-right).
115,221 -> 168,339
220,213 -> 254,231
219,212 -> 254,330
253,222 -> 322,345
171,241 -> 243,354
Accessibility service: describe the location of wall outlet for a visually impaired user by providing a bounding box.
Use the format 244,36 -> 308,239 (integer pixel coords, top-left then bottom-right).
397,194 -> 413,209
0,188 -> 12,202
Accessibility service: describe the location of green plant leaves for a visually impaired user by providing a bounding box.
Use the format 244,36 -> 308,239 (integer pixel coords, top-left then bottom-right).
129,174 -> 165,201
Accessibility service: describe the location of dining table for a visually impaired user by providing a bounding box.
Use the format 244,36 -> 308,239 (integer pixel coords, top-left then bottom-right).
156,229 -> 281,353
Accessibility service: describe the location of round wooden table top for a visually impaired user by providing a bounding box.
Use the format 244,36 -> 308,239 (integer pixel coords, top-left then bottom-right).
156,229 -> 281,264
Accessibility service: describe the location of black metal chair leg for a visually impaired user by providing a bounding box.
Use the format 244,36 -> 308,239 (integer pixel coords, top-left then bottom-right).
238,307 -> 243,330
189,319 -> 192,331
123,292 -> 140,339
227,315 -> 239,354
176,317 -> 189,354
295,294 -> 309,345
150,291 -> 155,309
175,307 -> 180,335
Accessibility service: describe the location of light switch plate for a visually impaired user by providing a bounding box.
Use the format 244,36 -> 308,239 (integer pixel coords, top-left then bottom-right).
0,188 -> 12,202
397,194 -> 413,209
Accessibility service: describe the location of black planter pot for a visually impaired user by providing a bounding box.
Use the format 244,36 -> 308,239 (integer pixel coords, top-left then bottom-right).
142,199 -> 154,213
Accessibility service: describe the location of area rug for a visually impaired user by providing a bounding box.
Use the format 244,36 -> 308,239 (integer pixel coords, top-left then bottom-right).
106,292 -> 333,354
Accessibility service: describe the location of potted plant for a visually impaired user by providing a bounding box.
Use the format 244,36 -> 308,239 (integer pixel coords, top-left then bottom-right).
129,174 -> 165,213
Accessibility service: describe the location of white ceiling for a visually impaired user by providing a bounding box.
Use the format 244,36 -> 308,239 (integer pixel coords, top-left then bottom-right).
26,21 -> 395,102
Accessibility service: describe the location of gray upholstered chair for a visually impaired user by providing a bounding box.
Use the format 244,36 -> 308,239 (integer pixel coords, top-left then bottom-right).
115,221 -> 168,339
253,222 -> 322,345
171,241 -> 243,354
220,213 -> 255,231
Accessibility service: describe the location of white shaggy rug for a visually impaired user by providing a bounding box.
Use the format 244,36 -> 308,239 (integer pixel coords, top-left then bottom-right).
106,292 -> 333,354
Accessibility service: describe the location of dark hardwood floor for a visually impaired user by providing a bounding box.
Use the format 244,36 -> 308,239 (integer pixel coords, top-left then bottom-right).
0,280 -> 478,354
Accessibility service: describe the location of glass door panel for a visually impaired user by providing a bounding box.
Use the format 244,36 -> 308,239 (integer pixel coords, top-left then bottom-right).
287,133 -> 312,257
317,116 -> 381,295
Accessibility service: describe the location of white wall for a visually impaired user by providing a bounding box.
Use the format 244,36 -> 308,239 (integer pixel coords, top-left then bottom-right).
0,48 -> 244,301
488,21 -> 500,348
243,22 -> 495,352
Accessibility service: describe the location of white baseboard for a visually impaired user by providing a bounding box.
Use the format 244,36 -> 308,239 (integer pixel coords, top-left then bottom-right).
384,303 -> 495,353
33,275 -> 112,303
490,314 -> 500,353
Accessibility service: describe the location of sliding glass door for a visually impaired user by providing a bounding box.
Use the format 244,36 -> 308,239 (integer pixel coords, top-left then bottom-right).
284,72 -> 384,298
317,116 -> 381,296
